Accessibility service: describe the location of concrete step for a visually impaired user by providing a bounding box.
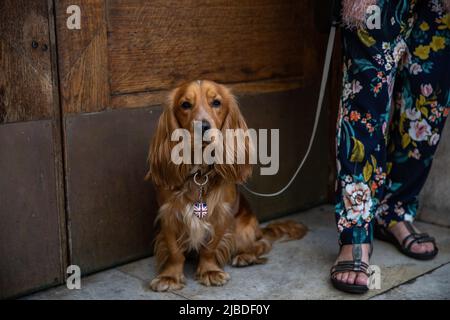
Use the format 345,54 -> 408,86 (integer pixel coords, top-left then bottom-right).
24,205 -> 450,300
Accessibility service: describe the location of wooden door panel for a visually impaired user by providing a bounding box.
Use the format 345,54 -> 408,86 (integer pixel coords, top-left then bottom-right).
107,0 -> 306,94
54,0 -> 331,274
0,0 -> 66,298
0,0 -> 54,123
55,0 -> 325,114
65,108 -> 160,274
54,0 -> 109,114
0,121 -> 64,298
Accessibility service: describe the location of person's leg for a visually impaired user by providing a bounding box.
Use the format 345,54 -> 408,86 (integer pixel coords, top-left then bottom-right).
334,0 -> 417,287
377,0 -> 450,254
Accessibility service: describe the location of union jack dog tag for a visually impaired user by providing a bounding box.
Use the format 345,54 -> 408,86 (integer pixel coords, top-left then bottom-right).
193,201 -> 208,219
193,172 -> 209,219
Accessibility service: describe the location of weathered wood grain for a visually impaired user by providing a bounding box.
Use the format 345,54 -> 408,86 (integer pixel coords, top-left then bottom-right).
0,0 -> 53,123
0,0 -> 69,299
55,0 -> 325,113
106,0 -> 310,94
55,0 -> 110,113
110,76 -> 305,109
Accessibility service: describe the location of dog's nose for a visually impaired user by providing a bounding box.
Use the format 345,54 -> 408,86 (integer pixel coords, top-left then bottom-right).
201,120 -> 211,133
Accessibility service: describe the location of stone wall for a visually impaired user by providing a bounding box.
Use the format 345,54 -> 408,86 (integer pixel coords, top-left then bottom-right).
419,117 -> 450,227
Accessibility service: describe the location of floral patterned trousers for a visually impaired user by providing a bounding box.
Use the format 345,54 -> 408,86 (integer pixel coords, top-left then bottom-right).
336,0 -> 450,245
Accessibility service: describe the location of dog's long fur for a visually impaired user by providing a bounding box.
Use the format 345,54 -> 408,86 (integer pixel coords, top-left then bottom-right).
146,80 -> 307,291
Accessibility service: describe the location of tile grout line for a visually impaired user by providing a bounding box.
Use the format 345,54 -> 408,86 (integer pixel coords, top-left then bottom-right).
115,268 -> 191,300
26,204 -> 446,300
368,261 -> 450,300
417,219 -> 450,229
170,291 -> 193,300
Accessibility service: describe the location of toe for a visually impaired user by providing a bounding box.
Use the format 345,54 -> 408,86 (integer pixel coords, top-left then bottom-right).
341,272 -> 349,283
347,271 -> 357,285
421,243 -> 430,253
335,273 -> 343,281
150,275 -> 184,292
410,243 -> 425,254
355,273 -> 368,286
197,270 -> 230,286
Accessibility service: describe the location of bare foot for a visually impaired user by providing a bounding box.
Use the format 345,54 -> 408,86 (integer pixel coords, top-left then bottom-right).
389,221 -> 435,254
332,244 -> 371,286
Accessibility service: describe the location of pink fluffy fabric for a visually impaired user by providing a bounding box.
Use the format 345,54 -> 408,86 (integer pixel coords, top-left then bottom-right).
444,0 -> 450,12
342,0 -> 450,29
341,0 -> 378,29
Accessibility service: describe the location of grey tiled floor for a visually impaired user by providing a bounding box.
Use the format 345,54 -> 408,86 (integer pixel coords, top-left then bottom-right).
25,205 -> 450,300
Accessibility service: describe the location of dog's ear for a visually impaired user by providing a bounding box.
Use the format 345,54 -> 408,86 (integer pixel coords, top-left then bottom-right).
146,89 -> 190,188
215,88 -> 253,183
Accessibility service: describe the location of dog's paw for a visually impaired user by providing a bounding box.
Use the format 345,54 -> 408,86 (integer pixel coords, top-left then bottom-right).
232,253 -> 267,267
196,270 -> 230,286
150,274 -> 185,292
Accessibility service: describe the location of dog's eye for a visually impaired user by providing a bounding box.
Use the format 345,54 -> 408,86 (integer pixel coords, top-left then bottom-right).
181,101 -> 192,109
211,99 -> 221,108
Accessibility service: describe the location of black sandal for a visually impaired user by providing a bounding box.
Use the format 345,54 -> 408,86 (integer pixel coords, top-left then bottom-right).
330,244 -> 372,294
374,221 -> 438,260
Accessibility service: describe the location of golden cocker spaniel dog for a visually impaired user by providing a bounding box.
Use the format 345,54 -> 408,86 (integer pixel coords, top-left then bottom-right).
146,80 -> 306,291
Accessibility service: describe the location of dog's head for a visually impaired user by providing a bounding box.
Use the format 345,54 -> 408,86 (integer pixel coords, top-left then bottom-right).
147,80 -> 253,188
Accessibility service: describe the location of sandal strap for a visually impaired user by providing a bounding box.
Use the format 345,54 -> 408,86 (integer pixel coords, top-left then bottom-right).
401,233 -> 417,248
332,260 -> 370,269
417,235 -> 435,243
331,261 -> 370,276
353,243 -> 362,261
331,243 -> 371,277
403,221 -> 416,234
405,234 -> 436,251
400,221 -> 436,251
332,260 -> 370,268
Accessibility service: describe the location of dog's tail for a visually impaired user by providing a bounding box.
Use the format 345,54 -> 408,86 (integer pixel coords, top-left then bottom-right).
261,220 -> 308,243
231,219 -> 307,267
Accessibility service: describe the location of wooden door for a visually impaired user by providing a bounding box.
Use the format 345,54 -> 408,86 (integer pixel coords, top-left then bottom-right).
53,0 -> 333,275
0,0 -> 66,298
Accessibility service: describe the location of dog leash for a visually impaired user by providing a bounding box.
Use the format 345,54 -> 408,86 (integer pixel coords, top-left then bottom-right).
243,18 -> 339,198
